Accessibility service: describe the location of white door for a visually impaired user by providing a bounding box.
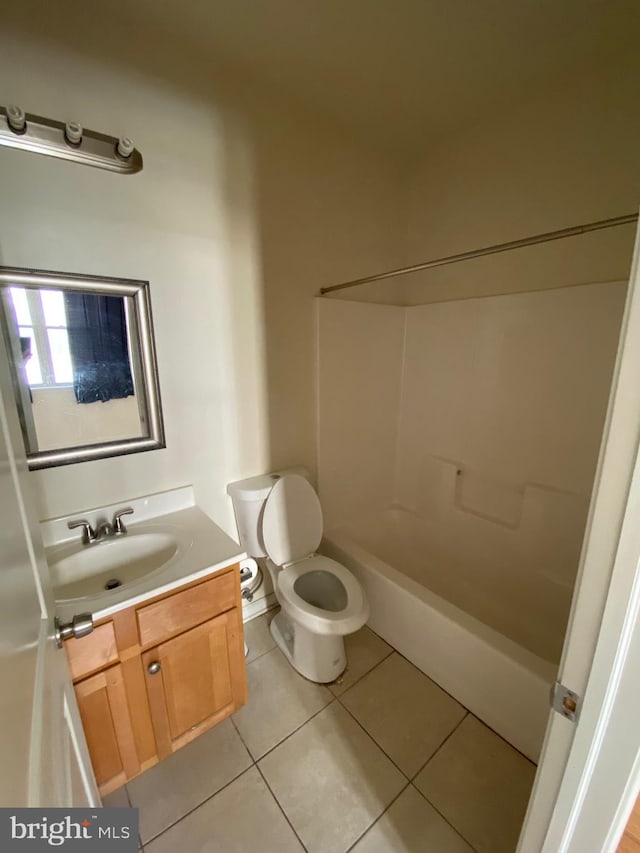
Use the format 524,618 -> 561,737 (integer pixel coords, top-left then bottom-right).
0,333 -> 98,806
518,214 -> 640,852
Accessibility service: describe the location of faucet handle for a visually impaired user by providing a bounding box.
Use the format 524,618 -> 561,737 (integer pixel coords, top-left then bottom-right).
68,519 -> 97,545
113,507 -> 134,534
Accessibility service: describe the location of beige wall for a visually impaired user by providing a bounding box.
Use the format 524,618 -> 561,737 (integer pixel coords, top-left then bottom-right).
399,51 -> 640,305
251,104 -> 404,473
317,299 -> 405,529
0,27 -> 403,530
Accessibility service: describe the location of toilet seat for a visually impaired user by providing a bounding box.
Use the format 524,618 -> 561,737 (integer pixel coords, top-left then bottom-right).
275,554 -> 369,636
262,474 -> 323,566
261,473 -> 368,639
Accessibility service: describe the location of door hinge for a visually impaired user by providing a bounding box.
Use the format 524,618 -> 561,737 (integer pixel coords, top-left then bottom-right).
550,681 -> 581,723
54,613 -> 94,648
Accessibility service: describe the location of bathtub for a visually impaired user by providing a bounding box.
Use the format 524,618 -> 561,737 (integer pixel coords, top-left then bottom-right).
322,506 -> 565,762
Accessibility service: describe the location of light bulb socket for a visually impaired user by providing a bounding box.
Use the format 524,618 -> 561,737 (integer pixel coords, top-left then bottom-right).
65,121 -> 83,146
6,104 -> 26,134
116,137 -> 134,159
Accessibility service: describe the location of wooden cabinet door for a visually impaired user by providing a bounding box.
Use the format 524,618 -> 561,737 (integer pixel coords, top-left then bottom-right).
142,608 -> 247,759
75,664 -> 140,796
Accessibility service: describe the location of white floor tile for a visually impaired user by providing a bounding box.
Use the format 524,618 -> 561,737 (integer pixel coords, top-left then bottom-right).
351,785 -> 474,853
259,702 -> 406,853
144,767 -> 303,853
102,785 -> 129,808
233,646 -> 332,758
127,718 -> 252,843
414,715 -> 535,853
340,653 -> 466,777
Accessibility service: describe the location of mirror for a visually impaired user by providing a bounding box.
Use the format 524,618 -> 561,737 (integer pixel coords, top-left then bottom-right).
0,266 -> 165,469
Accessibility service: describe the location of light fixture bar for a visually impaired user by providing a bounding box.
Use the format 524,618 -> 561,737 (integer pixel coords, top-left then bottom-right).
0,106 -> 143,174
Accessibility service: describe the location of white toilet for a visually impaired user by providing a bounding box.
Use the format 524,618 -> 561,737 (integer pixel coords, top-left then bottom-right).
227,472 -> 369,683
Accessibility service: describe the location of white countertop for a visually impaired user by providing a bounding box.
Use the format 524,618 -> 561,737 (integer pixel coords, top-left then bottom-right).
48,488 -> 246,623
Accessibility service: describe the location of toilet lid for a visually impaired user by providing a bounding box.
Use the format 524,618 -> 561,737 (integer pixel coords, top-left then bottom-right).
262,474 -> 323,566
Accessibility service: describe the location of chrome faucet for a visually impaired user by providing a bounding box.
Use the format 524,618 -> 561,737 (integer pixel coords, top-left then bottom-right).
67,519 -> 97,545
67,507 -> 134,545
113,507 -> 134,534
95,520 -> 116,540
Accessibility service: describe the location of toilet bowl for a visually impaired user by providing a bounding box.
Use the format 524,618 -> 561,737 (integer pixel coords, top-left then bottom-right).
227,472 -> 369,682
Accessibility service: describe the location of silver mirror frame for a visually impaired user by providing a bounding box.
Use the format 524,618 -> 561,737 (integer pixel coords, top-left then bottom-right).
0,266 -> 165,469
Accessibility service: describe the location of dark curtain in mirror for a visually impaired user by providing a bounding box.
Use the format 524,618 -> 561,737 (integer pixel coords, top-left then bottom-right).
65,292 -> 134,404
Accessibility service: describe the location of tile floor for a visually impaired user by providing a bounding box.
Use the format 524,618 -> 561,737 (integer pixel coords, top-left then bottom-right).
104,614 -> 536,853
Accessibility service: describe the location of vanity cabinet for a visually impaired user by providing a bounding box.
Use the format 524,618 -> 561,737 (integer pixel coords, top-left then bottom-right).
143,610 -> 243,757
64,563 -> 247,795
74,664 -> 140,793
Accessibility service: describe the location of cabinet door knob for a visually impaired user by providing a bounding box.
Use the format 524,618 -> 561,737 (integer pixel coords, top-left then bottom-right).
147,661 -> 161,675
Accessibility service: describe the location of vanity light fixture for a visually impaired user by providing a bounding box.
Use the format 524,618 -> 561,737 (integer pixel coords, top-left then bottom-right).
0,105 -> 143,174
116,136 -> 134,159
6,104 -> 26,132
64,121 -> 83,146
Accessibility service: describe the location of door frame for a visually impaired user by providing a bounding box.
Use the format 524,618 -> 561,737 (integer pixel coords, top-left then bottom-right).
548,437 -> 640,851
519,214 -> 640,851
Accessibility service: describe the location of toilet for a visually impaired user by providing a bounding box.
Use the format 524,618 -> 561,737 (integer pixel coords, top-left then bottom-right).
227,472 -> 369,683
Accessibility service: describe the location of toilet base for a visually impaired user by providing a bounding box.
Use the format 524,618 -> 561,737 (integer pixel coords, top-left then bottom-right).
270,610 -> 347,683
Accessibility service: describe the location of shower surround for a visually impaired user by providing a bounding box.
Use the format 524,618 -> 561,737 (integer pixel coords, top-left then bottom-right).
318,282 -> 625,759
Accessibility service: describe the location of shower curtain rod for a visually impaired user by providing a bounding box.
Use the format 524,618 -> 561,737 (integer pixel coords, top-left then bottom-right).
319,212 -> 639,296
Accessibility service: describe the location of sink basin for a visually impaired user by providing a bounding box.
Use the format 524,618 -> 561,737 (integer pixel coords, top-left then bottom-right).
49,529 -> 182,602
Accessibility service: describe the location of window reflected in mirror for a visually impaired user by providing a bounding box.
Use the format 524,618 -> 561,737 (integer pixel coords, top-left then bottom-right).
0,268 -> 165,469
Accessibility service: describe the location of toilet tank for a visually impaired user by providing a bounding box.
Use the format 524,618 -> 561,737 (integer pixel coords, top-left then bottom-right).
227,468 -> 311,558
226,474 -> 279,557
